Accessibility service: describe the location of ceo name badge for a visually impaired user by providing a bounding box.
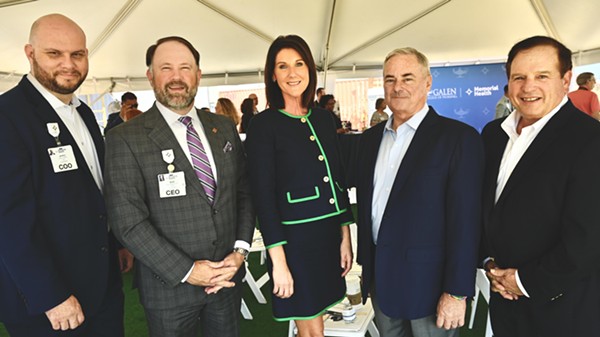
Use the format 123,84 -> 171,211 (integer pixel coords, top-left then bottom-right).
48,145 -> 79,173
158,171 -> 187,198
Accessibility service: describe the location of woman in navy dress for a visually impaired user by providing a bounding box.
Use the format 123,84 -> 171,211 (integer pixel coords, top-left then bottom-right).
245,35 -> 353,336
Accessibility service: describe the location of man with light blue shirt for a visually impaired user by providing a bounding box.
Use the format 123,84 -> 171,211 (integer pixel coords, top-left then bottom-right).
104,36 -> 254,337
356,47 -> 484,337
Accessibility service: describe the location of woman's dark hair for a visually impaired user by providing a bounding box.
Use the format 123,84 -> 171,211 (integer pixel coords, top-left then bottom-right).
241,98 -> 255,116
319,94 -> 334,108
264,35 -> 317,109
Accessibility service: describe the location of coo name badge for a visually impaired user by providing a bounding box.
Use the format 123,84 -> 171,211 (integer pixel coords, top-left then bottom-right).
48,145 -> 79,173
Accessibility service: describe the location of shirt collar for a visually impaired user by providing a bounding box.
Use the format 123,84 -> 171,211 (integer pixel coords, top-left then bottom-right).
155,100 -> 198,126
384,103 -> 429,133
501,95 -> 567,136
26,73 -> 81,109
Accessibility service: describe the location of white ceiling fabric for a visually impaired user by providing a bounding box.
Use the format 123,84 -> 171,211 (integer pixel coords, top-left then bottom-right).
0,0 -> 598,94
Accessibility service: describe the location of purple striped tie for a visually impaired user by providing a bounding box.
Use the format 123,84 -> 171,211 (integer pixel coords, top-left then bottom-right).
179,116 -> 216,203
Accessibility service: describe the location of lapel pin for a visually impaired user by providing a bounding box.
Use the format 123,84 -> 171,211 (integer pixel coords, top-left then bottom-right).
212,128 -> 218,133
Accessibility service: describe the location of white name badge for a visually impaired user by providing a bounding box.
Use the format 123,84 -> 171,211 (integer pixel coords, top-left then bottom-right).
48,145 -> 78,173
158,171 -> 187,198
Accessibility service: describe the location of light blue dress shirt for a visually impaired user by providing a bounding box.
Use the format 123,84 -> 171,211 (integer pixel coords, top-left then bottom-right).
371,104 -> 429,244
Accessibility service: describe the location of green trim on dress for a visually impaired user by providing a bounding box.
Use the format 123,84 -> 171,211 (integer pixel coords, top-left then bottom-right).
266,241 -> 288,249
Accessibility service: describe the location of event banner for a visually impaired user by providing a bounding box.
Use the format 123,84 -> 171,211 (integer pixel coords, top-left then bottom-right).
428,63 -> 507,132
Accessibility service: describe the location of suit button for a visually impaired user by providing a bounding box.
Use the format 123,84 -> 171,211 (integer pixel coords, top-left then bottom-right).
309,135 -> 315,141
99,214 -> 105,220
318,155 -> 324,161
213,209 -> 219,215
100,246 -> 108,253
329,198 -> 335,204
323,176 -> 329,183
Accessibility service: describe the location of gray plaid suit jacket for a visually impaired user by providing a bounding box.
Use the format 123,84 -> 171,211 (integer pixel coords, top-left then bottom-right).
105,104 -> 254,309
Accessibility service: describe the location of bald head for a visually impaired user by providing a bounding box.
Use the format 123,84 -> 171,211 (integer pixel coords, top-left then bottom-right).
25,14 -> 88,103
29,14 -> 86,47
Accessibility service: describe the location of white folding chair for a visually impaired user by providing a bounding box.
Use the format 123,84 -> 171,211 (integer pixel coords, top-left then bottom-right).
468,268 -> 493,337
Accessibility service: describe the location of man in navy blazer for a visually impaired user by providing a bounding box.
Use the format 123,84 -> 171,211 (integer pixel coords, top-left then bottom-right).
356,47 -> 484,337
481,36 -> 600,337
0,14 -> 124,336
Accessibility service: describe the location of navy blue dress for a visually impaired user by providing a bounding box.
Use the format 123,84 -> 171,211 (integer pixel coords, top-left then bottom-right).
246,107 -> 354,321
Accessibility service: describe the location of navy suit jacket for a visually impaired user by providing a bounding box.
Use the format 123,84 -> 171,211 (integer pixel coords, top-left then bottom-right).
0,76 -> 118,323
481,101 -> 600,336
356,107 -> 484,319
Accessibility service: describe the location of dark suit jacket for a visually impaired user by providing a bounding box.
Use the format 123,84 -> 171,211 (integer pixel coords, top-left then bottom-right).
105,104 -> 254,309
356,107 -> 484,319
0,76 -> 118,323
481,101 -> 600,336
104,112 -> 124,134
245,107 -> 353,247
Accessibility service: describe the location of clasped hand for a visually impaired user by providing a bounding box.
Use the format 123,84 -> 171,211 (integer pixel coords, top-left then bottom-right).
486,261 -> 523,300
186,252 -> 245,294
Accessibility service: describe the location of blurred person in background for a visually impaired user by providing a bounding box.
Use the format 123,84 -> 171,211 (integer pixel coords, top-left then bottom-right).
370,98 -> 389,127
215,97 -> 241,129
568,72 -> 600,119
319,94 -> 346,134
239,98 -> 255,133
105,91 -> 141,133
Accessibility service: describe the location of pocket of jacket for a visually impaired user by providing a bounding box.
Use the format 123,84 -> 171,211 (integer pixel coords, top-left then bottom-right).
286,186 -> 320,204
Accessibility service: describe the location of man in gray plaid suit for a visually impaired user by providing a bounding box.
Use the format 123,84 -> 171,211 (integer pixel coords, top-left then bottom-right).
104,36 -> 254,337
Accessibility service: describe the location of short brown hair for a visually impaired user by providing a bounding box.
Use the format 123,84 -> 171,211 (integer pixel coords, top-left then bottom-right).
576,72 -> 595,86
146,36 -> 200,67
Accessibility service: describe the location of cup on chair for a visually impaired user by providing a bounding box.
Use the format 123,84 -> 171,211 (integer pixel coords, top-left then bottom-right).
345,275 -> 362,306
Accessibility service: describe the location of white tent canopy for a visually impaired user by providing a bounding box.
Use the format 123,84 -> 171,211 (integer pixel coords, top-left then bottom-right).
0,0 -> 599,94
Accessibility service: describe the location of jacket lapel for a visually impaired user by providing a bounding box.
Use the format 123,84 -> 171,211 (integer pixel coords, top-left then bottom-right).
362,122 -> 385,215
388,108 -> 440,196
144,105 -> 208,202
21,77 -> 101,190
494,104 -> 572,207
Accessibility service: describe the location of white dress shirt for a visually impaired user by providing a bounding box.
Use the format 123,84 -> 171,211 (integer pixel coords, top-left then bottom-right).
27,74 -> 104,193
371,103 -> 429,244
495,95 -> 568,297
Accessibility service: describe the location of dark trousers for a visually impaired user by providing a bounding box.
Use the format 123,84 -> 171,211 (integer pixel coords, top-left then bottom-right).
144,284 -> 242,337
